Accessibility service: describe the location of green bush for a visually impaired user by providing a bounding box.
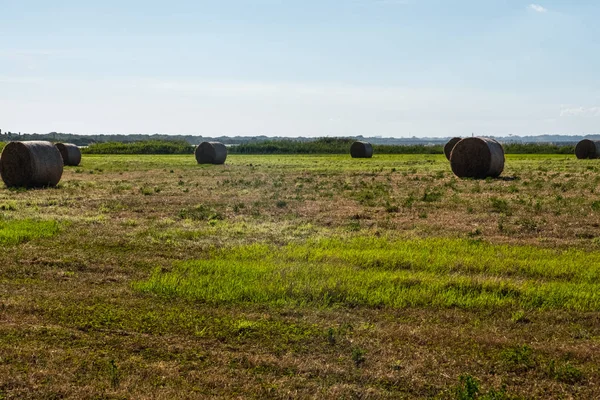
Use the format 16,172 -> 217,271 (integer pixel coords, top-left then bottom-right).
82,140 -> 193,154
229,138 -> 443,154
229,138 -> 574,155
72,137 -> 577,155
503,143 -> 574,154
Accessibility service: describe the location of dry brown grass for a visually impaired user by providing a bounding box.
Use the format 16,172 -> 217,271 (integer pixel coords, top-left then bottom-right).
0,154 -> 599,398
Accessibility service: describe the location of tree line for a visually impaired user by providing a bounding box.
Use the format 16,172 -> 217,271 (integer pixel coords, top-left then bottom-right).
78,139 -> 575,155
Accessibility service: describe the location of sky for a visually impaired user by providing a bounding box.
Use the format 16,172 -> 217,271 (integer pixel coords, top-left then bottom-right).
1,0 -> 599,137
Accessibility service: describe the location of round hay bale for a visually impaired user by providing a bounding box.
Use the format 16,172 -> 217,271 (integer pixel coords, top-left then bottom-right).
575,139 -> 600,159
444,137 -> 461,160
350,141 -> 373,158
195,142 -> 227,165
55,143 -> 82,166
450,137 -> 504,179
0,141 -> 64,187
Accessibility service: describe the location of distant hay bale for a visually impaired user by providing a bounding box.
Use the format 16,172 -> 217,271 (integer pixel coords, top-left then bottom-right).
0,141 -> 64,187
450,137 -> 505,179
195,141 -> 227,165
350,141 -> 373,158
55,143 -> 82,166
575,139 -> 600,159
444,137 -> 461,160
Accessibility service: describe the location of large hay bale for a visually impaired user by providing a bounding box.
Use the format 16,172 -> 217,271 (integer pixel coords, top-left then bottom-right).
195,142 -> 227,165
55,143 -> 82,166
444,137 -> 461,160
575,139 -> 600,159
450,137 -> 504,179
350,141 -> 373,158
0,141 -> 64,187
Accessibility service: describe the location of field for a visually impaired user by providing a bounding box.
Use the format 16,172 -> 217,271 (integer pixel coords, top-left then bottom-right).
1,153 -> 599,399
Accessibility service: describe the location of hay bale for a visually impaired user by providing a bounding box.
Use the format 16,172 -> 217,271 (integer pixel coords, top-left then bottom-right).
350,141 -> 373,158
575,139 -> 600,159
55,143 -> 82,166
195,141 -> 227,165
450,137 -> 504,179
0,141 -> 63,187
444,137 -> 461,160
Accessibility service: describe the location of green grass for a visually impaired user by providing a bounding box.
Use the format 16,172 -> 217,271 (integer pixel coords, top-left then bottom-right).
0,218 -> 60,245
134,236 -> 600,311
2,153 -> 599,398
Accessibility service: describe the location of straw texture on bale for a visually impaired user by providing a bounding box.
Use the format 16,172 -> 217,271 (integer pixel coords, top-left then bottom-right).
450,137 -> 505,179
0,141 -> 64,187
444,137 -> 462,160
575,139 -> 600,159
195,142 -> 227,164
350,141 -> 373,158
55,143 -> 82,166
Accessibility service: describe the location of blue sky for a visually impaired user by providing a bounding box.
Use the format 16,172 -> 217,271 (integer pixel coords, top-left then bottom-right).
1,0 -> 599,137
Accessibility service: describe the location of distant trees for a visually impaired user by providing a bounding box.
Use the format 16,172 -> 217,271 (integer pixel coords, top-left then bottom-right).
0,133 -> 577,155
82,140 -> 193,154
229,138 -> 442,154
503,143 -> 574,154
231,138 -> 355,154
0,132 -> 272,146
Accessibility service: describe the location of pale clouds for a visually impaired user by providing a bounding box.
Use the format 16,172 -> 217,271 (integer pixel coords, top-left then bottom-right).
351,0 -> 410,6
0,49 -> 56,57
0,76 -> 562,136
529,4 -> 548,13
560,106 -> 600,117
373,0 -> 410,4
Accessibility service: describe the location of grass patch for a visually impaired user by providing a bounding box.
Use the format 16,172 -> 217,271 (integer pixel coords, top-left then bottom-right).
547,360 -> 584,384
134,236 -> 600,311
177,204 -> 223,221
0,218 -> 60,245
499,345 -> 536,372
2,154 -> 599,398
453,374 -> 515,400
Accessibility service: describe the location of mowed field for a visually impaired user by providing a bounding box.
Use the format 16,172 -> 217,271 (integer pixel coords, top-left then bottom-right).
1,153 -> 599,399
